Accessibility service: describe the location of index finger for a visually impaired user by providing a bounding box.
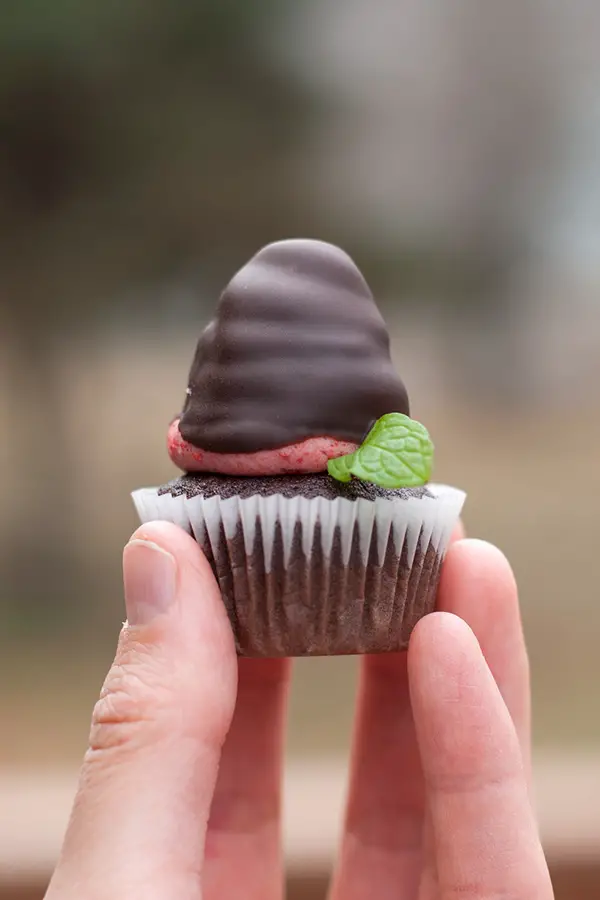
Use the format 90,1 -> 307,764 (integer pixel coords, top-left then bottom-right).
203,657 -> 291,900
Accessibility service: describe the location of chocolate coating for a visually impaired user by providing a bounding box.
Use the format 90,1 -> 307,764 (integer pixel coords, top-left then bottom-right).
178,239 -> 409,453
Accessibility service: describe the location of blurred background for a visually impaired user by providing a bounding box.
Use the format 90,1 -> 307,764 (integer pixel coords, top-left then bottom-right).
1,2 -> 600,897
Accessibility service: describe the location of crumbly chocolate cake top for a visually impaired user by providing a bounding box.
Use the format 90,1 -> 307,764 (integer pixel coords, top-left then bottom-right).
158,472 -> 433,502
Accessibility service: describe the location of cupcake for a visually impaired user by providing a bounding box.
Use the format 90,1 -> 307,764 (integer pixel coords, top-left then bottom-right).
132,239 -> 465,656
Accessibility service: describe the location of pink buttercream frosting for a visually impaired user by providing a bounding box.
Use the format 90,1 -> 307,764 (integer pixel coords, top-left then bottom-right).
167,419 -> 358,476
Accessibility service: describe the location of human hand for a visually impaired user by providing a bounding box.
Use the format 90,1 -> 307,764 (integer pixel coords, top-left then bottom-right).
45,521 -> 553,899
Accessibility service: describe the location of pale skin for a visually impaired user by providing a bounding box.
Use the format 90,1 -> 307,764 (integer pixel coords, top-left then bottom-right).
46,521 -> 554,899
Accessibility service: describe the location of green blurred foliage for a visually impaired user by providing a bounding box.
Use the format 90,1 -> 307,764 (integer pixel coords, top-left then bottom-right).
0,0 -> 319,333
0,0 -> 513,335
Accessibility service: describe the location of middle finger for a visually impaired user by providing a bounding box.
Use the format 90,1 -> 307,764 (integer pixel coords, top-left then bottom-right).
203,657 -> 292,900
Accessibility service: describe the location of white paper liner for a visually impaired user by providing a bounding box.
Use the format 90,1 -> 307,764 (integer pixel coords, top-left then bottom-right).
132,483 -> 465,657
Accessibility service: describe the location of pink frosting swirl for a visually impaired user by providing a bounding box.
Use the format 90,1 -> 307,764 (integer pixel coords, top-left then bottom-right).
167,419 -> 358,476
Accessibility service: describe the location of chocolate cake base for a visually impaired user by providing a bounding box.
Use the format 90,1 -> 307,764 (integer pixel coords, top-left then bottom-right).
202,516 -> 442,656
134,477 -> 462,657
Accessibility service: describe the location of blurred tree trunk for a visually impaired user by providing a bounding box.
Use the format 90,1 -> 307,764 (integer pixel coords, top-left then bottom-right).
1,292 -> 84,631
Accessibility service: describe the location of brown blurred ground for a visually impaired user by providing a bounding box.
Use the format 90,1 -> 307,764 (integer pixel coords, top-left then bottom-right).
3,864 -> 600,900
287,867 -> 600,900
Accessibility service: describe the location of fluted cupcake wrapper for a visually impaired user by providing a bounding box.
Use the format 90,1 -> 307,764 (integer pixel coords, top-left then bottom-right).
132,483 -> 465,657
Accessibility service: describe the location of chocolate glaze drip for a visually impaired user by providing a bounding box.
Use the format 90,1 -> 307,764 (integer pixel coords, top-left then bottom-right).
179,239 -> 409,453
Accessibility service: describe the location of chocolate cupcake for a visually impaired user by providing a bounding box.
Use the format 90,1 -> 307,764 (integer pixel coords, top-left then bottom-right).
132,239 -> 465,656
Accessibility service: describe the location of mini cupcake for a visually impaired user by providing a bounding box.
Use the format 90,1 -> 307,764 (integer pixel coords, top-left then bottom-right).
133,239 -> 465,657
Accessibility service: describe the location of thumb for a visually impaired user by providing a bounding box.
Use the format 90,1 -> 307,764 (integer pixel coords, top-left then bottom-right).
46,522 -> 238,900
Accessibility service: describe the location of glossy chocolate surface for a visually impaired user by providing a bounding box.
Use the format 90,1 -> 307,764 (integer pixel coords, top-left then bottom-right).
179,239 -> 409,453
